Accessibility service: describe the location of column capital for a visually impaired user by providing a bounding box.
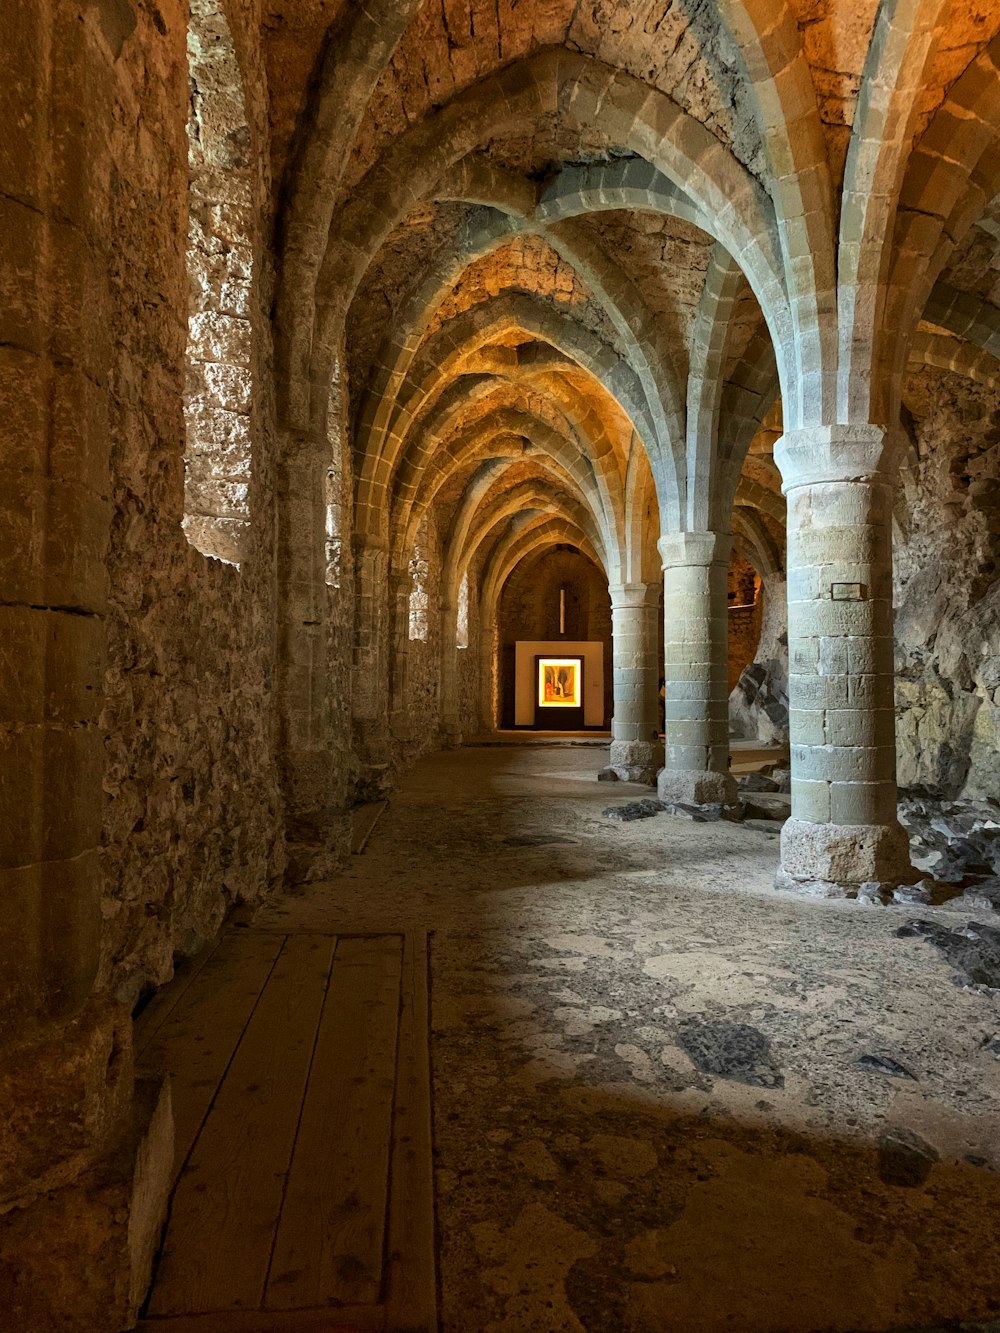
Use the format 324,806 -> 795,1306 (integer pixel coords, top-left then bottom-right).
658,530 -> 732,570
608,581 -> 660,610
775,424 -> 905,494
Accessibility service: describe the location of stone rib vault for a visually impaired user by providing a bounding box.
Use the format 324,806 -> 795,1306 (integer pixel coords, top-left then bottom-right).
1,0 -> 999,1327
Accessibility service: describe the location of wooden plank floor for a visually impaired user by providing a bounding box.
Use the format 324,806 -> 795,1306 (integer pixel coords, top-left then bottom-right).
137,931 -> 436,1333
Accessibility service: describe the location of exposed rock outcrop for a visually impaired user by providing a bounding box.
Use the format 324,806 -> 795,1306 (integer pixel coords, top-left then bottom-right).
894,375 -> 1000,800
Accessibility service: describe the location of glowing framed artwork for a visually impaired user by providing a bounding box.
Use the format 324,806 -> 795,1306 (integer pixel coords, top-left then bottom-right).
537,656 -> 583,708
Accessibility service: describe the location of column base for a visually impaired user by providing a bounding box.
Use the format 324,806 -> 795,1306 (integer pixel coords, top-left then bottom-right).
0,1073 -> 173,1333
776,818 -> 912,898
609,740 -> 660,785
658,768 -> 738,807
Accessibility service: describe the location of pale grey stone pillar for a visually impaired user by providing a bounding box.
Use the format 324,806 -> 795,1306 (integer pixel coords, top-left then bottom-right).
775,425 -> 910,894
609,583 -> 661,783
657,532 -> 737,806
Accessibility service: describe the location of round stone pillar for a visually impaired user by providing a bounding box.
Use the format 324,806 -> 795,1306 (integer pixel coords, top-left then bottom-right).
609,583 -> 661,783
351,536 -> 393,797
775,424 -> 910,895
388,567 -> 413,742
439,597 -> 462,749
656,532 -> 737,806
479,618 -> 497,733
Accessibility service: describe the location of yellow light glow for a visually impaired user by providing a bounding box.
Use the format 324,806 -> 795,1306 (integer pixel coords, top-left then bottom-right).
537,657 -> 582,708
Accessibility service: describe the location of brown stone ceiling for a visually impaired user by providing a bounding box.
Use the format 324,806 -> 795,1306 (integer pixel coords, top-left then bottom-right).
262,0 -> 1000,572
938,218 -> 1000,304
262,0 -> 350,183
568,207 -> 714,356
346,200 -> 473,395
426,234 -> 593,336
343,0 -> 765,192
909,0 -> 1000,146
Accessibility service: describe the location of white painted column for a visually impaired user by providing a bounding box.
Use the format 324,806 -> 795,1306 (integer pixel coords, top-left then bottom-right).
657,532 -> 737,806
775,425 -> 910,894
609,583 -> 661,783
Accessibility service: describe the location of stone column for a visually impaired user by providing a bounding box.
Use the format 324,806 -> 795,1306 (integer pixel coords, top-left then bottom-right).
388,567 -> 412,743
657,532 -> 737,806
277,426 -> 336,880
609,583 -> 661,783
774,424 -> 910,895
351,535 -> 392,797
439,597 -> 462,749
479,618 -> 497,733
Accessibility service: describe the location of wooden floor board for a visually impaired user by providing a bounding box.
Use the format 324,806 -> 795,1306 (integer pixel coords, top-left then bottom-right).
138,931 -> 285,1173
142,930 -> 436,1331
385,933 -> 437,1333
139,1306 -> 384,1332
266,936 -> 404,1311
148,935 -> 336,1317
352,801 -> 388,855
134,938 -> 223,1061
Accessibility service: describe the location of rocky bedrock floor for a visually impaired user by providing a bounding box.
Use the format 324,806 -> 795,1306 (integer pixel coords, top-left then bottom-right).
255,745 -> 1000,1333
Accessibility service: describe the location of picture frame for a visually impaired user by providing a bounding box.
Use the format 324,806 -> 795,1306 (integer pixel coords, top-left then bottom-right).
536,656 -> 583,708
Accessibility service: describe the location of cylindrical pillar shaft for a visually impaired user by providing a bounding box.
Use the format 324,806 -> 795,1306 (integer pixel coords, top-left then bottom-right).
657,532 -> 736,806
775,425 -> 910,893
439,597 -> 462,748
609,583 -> 661,783
351,536 -> 393,796
479,619 -> 496,733
388,568 -> 412,740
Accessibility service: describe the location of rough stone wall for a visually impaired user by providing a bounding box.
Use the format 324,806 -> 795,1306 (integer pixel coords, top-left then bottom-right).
401,510 -> 444,764
100,0 -> 284,1007
427,233 -> 592,334
894,370 -> 1000,799
457,555 -> 484,737
726,550 -> 761,691
498,547 -> 613,727
325,351 -> 358,813
346,0 -> 766,191
182,0 -> 254,564
729,570 -> 789,745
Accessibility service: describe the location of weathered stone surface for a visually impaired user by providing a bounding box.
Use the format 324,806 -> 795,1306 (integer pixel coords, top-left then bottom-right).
0,998 -> 131,1205
858,1054 -> 917,1080
877,1127 -> 939,1188
895,372 -> 1000,803
676,1018 -> 783,1089
897,919 -> 1000,990
730,659 -> 789,744
738,771 -> 779,793
893,879 -> 935,906
741,793 -> 791,822
0,1073 -> 172,1332
603,799 -> 664,823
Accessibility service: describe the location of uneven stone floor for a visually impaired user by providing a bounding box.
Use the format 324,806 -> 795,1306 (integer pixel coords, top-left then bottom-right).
255,746 -> 1000,1333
